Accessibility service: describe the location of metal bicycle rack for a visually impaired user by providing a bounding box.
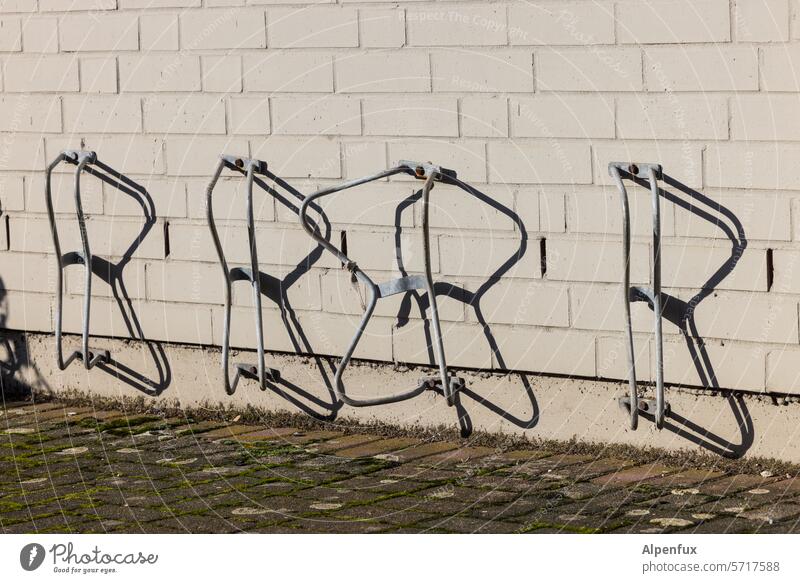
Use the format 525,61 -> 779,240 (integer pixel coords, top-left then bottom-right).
299,160 -> 467,408
608,162 -> 668,430
207,155 -> 282,395
45,150 -> 111,371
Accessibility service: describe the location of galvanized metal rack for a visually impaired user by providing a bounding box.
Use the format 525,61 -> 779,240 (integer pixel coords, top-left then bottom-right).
299,160 -> 467,408
45,150 -> 111,371
206,154 -> 280,395
608,162 -> 668,430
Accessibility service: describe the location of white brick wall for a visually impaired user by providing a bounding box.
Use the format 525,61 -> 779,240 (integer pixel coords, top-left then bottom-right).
0,0 -> 799,395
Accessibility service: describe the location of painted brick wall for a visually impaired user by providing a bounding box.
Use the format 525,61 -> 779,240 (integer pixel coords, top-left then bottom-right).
0,0 -> 798,395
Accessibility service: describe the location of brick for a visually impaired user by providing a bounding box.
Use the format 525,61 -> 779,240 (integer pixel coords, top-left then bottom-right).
706,143 -> 800,190
141,13 -> 179,52
363,97 -> 457,137
104,177 -> 187,219
407,5 -> 507,46
0,95 -> 62,133
233,266 -> 321,312
439,234 -> 539,279
268,7 -> 357,48
80,57 -> 117,93
61,296 -> 213,345
180,9 -> 265,49
120,55 -> 201,92
546,239 -> 650,283
566,186 -> 676,237
461,97 -> 508,137
571,284 -> 656,334
202,55 -> 242,93
0,252 -> 53,293
537,48 -> 643,91
62,95 -> 142,134
393,320 -> 491,369
147,261 -> 224,305
509,1 -> 614,45
47,135 -> 164,175
5,56 -> 79,92
592,142 -> 703,188
244,53 -> 332,92
617,0 -> 730,44
193,175 -> 275,221
300,181 -> 415,227
67,259 -> 147,300
0,292 -> 52,333
488,141 -> 592,184
168,222 -> 335,270
0,135 -> 45,171
10,216 -> 164,259
343,141 -> 386,178
360,8 -> 405,48
471,280 -> 569,327
228,96 -> 270,134
644,47 -> 758,91
736,0 -> 790,42
26,171 -> 103,215
493,325 -> 597,376
143,95 -> 226,135
21,17 -> 57,53
165,136 -> 248,176
767,348 -> 800,393
762,45 -> 800,91
771,249 -> 800,293
617,95 -> 729,140
427,182 -> 515,231
345,229 -> 439,273
121,0 -> 198,7
0,176 -> 24,212
674,194 -> 790,242
689,292 -> 798,343
387,140 -> 487,182
336,52 -> 429,93
539,189 -> 564,233
60,14 -> 138,52
432,50 -> 533,93
0,17 -> 21,51
40,0 -> 117,10
731,94 -> 800,141
664,339 -> 765,391
511,95 -> 614,139
599,334 -> 652,382
0,0 -> 35,12
271,97 -> 360,136
662,244 -> 768,292
251,137 -> 341,178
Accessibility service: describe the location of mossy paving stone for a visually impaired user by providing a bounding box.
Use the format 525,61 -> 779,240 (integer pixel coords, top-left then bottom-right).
284,516 -> 384,534
292,485 -> 384,505
371,464 -> 462,482
494,454 -> 597,479
464,473 -> 557,494
334,437 -> 421,459
326,474 -> 432,495
1,406 -> 88,428
79,503 -> 182,524
310,434 -> 382,454
416,446 -> 497,468
277,430 -> 344,446
416,515 -> 521,534
213,427 -> 300,443
698,473 -> 782,496
333,503 -> 435,525
736,501 -> 800,525
378,441 -> 460,463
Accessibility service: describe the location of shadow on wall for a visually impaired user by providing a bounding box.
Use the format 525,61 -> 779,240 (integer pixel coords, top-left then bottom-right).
245,170 -> 339,421
81,160 -> 171,396
0,279 -> 53,401
392,180 -> 537,437
628,172 -> 753,458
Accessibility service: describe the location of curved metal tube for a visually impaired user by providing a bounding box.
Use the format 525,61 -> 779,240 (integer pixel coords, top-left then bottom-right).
610,164 -> 639,430
299,162 -> 462,407
609,162 -> 667,431
206,155 -> 279,395
46,150 -> 109,371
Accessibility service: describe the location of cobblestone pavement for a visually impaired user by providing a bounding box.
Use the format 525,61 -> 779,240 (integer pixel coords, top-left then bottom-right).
2,400 -> 800,534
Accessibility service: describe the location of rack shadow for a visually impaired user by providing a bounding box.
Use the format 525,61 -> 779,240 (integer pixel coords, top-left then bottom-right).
81,161 -> 171,396
627,172 -> 753,457
391,179 -> 538,436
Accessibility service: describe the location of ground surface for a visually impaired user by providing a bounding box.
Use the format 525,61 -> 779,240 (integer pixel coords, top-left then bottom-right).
2,399 -> 800,534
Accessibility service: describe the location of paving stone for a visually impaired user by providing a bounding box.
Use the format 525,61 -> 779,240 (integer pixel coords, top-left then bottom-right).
592,463 -> 678,487
335,437 -> 421,459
